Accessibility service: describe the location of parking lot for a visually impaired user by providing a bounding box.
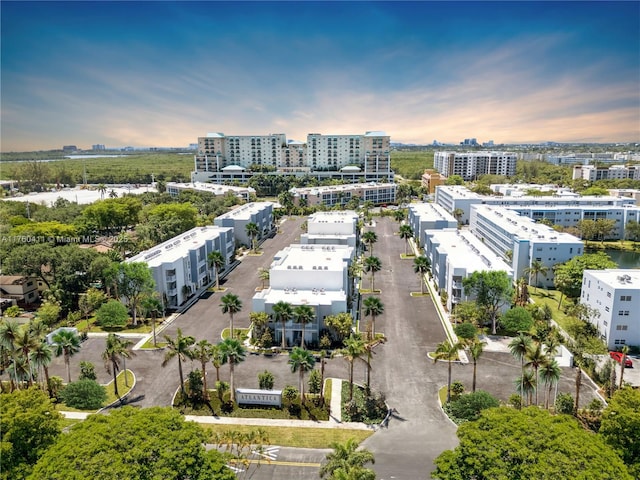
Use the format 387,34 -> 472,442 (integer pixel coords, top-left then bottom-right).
43,214 -> 603,479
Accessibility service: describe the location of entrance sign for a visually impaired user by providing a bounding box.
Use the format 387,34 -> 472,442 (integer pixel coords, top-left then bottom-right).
236,388 -> 282,407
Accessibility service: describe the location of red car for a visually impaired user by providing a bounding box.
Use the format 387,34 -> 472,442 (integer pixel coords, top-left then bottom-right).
609,351 -> 633,368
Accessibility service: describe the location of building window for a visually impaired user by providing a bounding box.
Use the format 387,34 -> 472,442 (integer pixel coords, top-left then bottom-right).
605,306 -> 610,312
616,325 -> 628,330
614,339 -> 627,345
607,292 -> 611,298
620,295 -> 632,301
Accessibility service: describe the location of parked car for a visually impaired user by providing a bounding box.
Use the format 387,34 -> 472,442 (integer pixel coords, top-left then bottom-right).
609,351 -> 633,368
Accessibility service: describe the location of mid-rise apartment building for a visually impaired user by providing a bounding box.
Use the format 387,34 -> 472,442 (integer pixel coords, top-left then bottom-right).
214,202 -> 274,248
166,182 -> 256,202
300,211 -> 359,247
581,269 -> 640,350
126,226 -> 234,307
252,244 -> 355,347
572,164 -> 640,181
407,202 -> 458,248
433,151 -> 517,181
290,182 -> 397,208
423,229 -> 513,312
469,205 -> 583,287
192,131 -> 391,183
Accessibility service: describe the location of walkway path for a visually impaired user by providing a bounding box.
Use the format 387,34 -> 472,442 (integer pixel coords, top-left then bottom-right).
328,378 -> 342,423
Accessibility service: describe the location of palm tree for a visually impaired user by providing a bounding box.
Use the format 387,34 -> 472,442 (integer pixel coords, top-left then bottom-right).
141,295 -> 163,348
433,340 -> 461,403
30,340 -> 53,396
288,347 -> 316,402
399,224 -> 413,255
524,342 -> 547,405
192,339 -> 214,400
210,343 -> 224,383
13,327 -> 39,386
293,304 -> 315,349
539,358 -> 561,409
0,320 -> 21,390
363,334 -> 386,392
363,256 -> 382,292
98,183 -> 107,199
413,256 -> 431,294
393,209 -> 405,223
208,251 -> 225,291
220,293 -> 242,340
515,369 -> 537,406
514,277 -> 529,306
218,338 -> 246,403
117,336 -> 135,387
258,267 -> 270,290
619,345 -> 630,389
509,333 -> 533,409
52,329 -> 81,383
467,337 -> 486,393
363,296 -> 384,340
272,300 -> 294,349
523,260 -> 549,292
245,222 -> 260,252
319,438 -> 375,479
342,334 -> 366,401
162,328 -> 195,397
362,231 -> 378,257
102,333 -> 125,399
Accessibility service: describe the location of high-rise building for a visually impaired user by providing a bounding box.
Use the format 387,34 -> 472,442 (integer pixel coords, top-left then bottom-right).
433,151 -> 517,180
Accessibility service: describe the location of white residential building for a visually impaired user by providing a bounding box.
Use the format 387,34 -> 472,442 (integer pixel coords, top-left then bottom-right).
252,244 -> 355,347
469,205 -> 583,287
290,182 -> 397,208
581,269 -> 640,350
407,202 -> 458,248
301,211 -> 359,247
166,182 -> 256,202
572,164 -> 640,181
126,226 -> 234,307
423,229 -> 513,312
433,151 -> 517,180
214,202 -> 274,248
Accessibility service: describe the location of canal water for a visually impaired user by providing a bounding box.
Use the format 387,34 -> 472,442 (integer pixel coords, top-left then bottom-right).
586,248 -> 640,269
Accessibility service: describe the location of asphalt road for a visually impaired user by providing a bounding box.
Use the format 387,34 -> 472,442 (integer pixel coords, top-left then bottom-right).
43,214 -> 602,480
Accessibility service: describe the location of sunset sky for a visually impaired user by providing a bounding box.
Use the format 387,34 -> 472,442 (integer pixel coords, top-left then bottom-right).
1,1 -> 638,151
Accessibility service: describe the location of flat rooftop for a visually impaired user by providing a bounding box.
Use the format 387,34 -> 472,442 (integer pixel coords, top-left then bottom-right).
291,182 -> 395,195
584,269 -> 640,288
253,287 -> 346,305
126,226 -> 230,267
272,245 -> 353,272
215,201 -> 274,220
308,211 -> 358,224
168,182 -> 255,195
409,202 -> 457,221
429,229 -> 513,274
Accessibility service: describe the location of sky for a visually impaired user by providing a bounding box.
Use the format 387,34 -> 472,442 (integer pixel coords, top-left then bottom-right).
1,1 -> 639,151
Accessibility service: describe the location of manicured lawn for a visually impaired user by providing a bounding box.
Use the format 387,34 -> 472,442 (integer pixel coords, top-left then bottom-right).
200,424 -> 373,449
221,328 -> 250,341
76,317 -> 152,334
139,337 -> 167,349
105,370 -> 135,405
529,289 -> 572,331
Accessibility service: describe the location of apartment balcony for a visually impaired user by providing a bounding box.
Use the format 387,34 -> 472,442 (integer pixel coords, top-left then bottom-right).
167,287 -> 178,296
166,274 -> 176,282
452,282 -> 463,289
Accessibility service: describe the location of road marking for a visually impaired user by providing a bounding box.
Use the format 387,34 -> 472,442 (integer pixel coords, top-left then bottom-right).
247,459 -> 322,468
252,446 -> 280,460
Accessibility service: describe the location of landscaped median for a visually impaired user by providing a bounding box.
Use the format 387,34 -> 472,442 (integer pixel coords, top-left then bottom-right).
57,369 -> 135,414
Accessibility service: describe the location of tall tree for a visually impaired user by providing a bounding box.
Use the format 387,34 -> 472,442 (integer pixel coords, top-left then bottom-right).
0,319 -> 21,391
467,337 -> 486,393
509,333 -> 533,409
413,256 -> 431,294
191,339 -> 214,401
463,270 -> 513,335
618,345 -> 630,390
363,256 -> 382,292
208,250 -> 225,291
539,358 -> 561,410
600,388 -> 640,478
293,304 -> 315,349
218,338 -> 246,403
51,329 -> 81,383
220,293 -> 243,340
258,267 -> 270,290
288,347 -> 316,401
524,342 -> 547,406
523,260 -> 549,292
140,295 -> 163,348
245,222 -> 260,252
399,224 -> 413,255
319,438 -> 376,480
30,340 -> 54,397
161,329 -> 195,397
13,327 -> 40,387
433,340 -> 462,403
115,262 -> 155,326
362,231 -> 378,257
342,334 -> 366,401
515,369 -> 537,406
363,296 -> 384,339
102,333 -> 125,399
553,253 -> 617,306
272,300 -> 294,349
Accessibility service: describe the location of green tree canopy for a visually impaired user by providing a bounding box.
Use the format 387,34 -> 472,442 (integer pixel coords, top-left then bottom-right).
500,306 -> 534,334
553,253 -> 617,301
139,203 -> 198,244
10,221 -> 77,239
0,388 -> 63,480
433,407 -> 632,480
95,300 -> 129,328
59,379 -> 107,410
462,270 -> 513,335
600,388 -> 640,477
324,312 -> 354,343
28,407 -> 234,480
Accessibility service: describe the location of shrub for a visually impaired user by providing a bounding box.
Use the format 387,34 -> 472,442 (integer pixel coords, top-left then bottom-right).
283,385 -> 299,404
3,305 -> 20,317
258,370 -> 274,390
187,370 -> 204,404
500,307 -> 533,334
60,379 -> 107,410
79,361 -> 97,381
96,300 -> 128,328
259,329 -> 273,349
508,393 -> 522,410
445,391 -> 499,424
454,323 -> 477,340
308,369 -> 322,395
555,393 -> 575,415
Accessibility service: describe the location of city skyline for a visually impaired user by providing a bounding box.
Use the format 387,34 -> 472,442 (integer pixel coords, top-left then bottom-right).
1,1 -> 638,152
